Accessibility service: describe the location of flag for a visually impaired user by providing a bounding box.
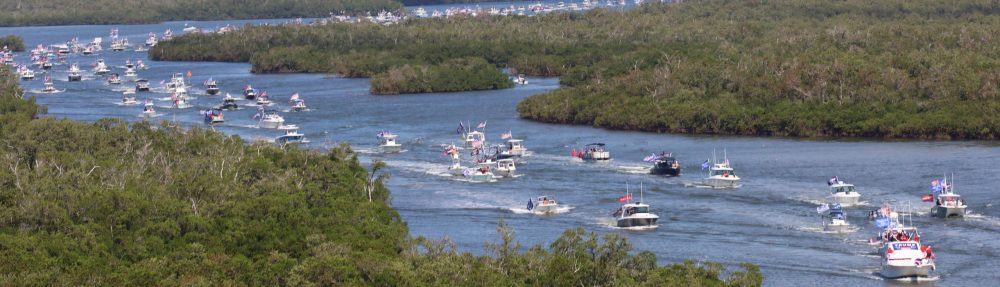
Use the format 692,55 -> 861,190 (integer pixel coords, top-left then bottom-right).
830,203 -> 842,210
477,121 -> 486,129
456,122 -> 465,134
260,91 -> 267,98
921,194 -> 934,202
501,131 -> 511,140
816,203 -> 830,214
571,148 -> 578,158
289,93 -> 299,101
186,71 -> 192,77
527,199 -> 534,211
827,176 -> 839,186
472,140 -> 483,149
160,79 -> 165,85
874,217 -> 891,229
931,179 -> 942,193
700,159 -> 710,171
618,194 -> 632,203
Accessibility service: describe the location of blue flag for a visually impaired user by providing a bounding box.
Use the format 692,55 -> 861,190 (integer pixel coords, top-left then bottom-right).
874,217 -> 891,229
526,198 -> 534,211
457,122 -> 465,135
700,160 -> 710,171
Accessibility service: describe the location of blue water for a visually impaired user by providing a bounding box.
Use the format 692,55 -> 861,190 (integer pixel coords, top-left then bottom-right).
4,17 -> 1000,286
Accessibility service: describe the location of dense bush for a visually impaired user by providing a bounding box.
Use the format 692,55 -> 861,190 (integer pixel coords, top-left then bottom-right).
370,57 -> 513,94
0,35 -> 26,52
153,0 -> 1000,139
0,0 -> 402,26
0,66 -> 761,285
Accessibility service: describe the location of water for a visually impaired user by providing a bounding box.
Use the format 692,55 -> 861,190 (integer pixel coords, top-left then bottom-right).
5,19 -> 1000,287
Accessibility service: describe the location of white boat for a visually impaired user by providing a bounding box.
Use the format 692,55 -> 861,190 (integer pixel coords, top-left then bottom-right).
527,196 -> 558,214
182,23 -> 198,33
67,63 -> 82,81
500,138 -> 528,157
930,176 -> 966,218
443,144 -> 465,176
19,68 -> 35,80
173,86 -> 190,100
818,203 -> 851,232
94,59 -> 111,75
243,85 -> 257,100
492,158 -> 517,177
166,73 -> 187,91
612,183 -> 659,228
413,7 -> 428,17
256,109 -> 285,129
463,162 -> 496,183
576,143 -> 610,161
202,108 -> 225,124
107,74 -> 122,85
255,91 -> 271,106
121,89 -> 138,105
135,79 -> 150,91
145,33 -> 158,47
827,177 -> 861,206
124,67 -> 137,78
141,101 -> 156,117
162,29 -> 173,41
275,127 -> 308,145
513,74 -> 528,85
703,150 -> 740,188
289,93 -> 306,111
172,95 -> 192,109
41,77 -> 58,93
377,131 -> 403,153
460,130 -> 486,148
880,241 -> 936,279
204,79 -> 220,95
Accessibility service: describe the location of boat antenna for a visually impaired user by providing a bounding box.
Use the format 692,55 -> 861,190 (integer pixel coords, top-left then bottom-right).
626,181 -> 630,201
639,181 -> 644,203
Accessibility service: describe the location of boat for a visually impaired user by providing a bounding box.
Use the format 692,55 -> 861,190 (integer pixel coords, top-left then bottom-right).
818,203 -> 851,233
500,138 -> 528,157
243,85 -> 257,100
67,63 -> 82,81
183,23 -> 198,33
124,60 -> 135,69
871,208 -> 936,279
145,33 -> 158,47
135,79 -> 151,91
827,177 -> 861,206
94,59 -> 110,75
124,67 -> 137,78
443,144 -> 465,176
929,176 -> 966,218
646,152 -> 680,176
458,123 -> 486,148
463,162 -> 496,183
513,74 -> 528,85
41,61 -> 53,70
493,158 -> 517,177
171,94 -> 192,109
275,126 -> 308,145
174,86 -> 190,100
204,78 -> 220,95
377,131 -> 403,153
575,143 -> 610,161
107,74 -> 122,85
255,108 -> 285,129
289,93 -> 307,111
612,183 -> 659,228
703,151 -> 740,188
219,93 -> 240,110
19,68 -> 35,80
41,77 -> 57,93
162,29 -> 174,41
413,7 -> 428,17
202,108 -> 225,124
166,73 -> 187,91
121,89 -> 138,105
255,91 -> 271,106
141,101 -> 156,117
82,46 -> 93,55
527,196 -> 558,214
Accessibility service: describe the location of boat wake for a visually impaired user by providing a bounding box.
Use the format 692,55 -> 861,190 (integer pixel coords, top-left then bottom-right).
29,89 -> 65,94
795,226 -> 859,234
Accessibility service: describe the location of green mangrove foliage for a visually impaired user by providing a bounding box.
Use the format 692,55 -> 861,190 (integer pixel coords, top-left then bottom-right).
0,35 -> 26,52
0,66 -> 761,285
0,0 -> 402,26
371,57 -> 513,94
153,0 -> 1000,139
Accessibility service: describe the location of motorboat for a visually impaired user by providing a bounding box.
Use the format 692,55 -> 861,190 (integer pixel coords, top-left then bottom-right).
513,74 -> 528,85
377,131 -> 403,153
174,86 -> 190,100
41,77 -> 58,93
527,196 -> 558,214
575,143 -> 610,161
124,67 -> 137,78
463,162 -> 496,183
141,101 -> 156,117
81,46 -> 93,55
255,91 -> 271,106
818,203 -> 851,233
41,61 -> 53,70
94,59 -> 110,75
413,7 -> 428,17
145,33 -> 158,47
171,95 -> 192,109
162,29 -> 174,41
166,73 -> 187,91
289,93 -> 307,111
243,85 -> 257,100
121,89 -> 138,105
500,138 -> 528,157
275,126 -> 308,145
493,158 -> 517,177
460,130 -> 486,148
202,108 -> 225,124
703,151 -> 739,188
124,60 -> 135,69
255,109 -> 285,129
204,78 -> 220,95
107,74 -> 122,85
647,152 -> 680,176
827,177 -> 861,206
67,63 -> 83,81
219,93 -> 240,110
612,183 -> 659,228
135,79 -> 150,91
880,241 -> 936,279
19,68 -> 35,80
930,176 -> 966,218
183,23 -> 198,33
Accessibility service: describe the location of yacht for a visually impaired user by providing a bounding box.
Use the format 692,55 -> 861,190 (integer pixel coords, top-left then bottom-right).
827,177 -> 861,206
647,152 -> 680,176
107,74 -> 122,85
256,109 -> 285,129
19,68 -> 35,80
67,63 -> 83,81
930,176 -> 966,218
527,196 -> 558,214
204,78 -> 220,95
94,59 -> 110,75
243,85 -> 257,100
576,143 -> 611,161
121,89 -> 138,105
135,79 -> 151,91
703,151 -> 739,188
377,131 -> 403,153
612,183 -> 659,228
275,126 -> 308,145
818,203 -> 851,233
202,108 -> 225,124
219,94 -> 240,110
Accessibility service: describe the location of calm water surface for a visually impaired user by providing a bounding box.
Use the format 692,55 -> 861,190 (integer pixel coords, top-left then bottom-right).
4,18 -> 999,286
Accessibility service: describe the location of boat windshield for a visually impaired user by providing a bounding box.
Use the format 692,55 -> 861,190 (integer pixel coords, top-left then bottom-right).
710,169 -> 735,177
833,186 -> 855,193
631,206 -> 649,214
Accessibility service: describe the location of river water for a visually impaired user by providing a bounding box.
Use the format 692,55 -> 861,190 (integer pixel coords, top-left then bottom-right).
4,16 -> 999,287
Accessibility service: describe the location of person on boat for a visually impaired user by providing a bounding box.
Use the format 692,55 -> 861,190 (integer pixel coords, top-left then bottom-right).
899,232 -> 909,241
723,171 -> 730,177
923,245 -> 934,259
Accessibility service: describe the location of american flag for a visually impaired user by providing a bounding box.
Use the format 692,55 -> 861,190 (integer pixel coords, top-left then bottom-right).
477,120 -> 487,129
501,131 -> 511,140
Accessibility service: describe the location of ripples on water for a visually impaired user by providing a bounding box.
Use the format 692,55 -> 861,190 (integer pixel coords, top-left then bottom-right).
4,16 -> 999,286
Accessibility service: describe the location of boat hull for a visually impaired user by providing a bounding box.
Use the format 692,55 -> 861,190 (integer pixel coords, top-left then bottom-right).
467,173 -> 494,182
932,206 -> 965,218
616,217 -> 658,228
650,166 -> 680,176
704,177 -> 740,188
830,193 -> 860,206
880,263 -> 934,279
68,75 -> 82,82
206,88 -> 220,95
380,144 -> 402,153
823,222 -> 851,233
532,204 -> 557,214
259,120 -> 283,129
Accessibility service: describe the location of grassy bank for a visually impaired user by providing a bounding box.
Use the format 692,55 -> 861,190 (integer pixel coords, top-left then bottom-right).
0,65 -> 760,285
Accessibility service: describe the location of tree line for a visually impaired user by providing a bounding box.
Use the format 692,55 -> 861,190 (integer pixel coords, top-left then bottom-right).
0,65 -> 761,285
0,35 -> 26,52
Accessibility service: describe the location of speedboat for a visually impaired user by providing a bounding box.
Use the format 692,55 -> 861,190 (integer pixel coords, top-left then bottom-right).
275,126 -> 308,145
67,63 -> 83,81
413,7 -> 428,17
612,184 -> 659,228
880,241 -> 936,279
513,74 -> 528,85
135,79 -> 150,91
493,158 -> 517,177
202,108 -> 225,124
172,96 -> 192,109
107,74 -> 122,85
377,131 -> 403,153
827,177 -> 861,206
141,101 -> 156,117
145,33 -> 158,46
124,67 -> 137,78
576,143 -> 610,161
243,85 -> 257,100
183,23 -> 198,33
818,203 -> 851,233
930,176 -> 966,218
162,29 -> 174,41
41,61 -> 53,70
41,78 -> 58,93
124,60 -> 135,70
648,152 -> 681,176
121,89 -> 138,105
463,162 -> 496,183
527,196 -> 558,214
289,93 -> 306,111
204,78 -> 220,95
703,151 -> 739,188
174,86 -> 190,100
219,94 -> 240,110
461,130 -> 486,148
256,110 -> 285,129
94,59 -> 110,75
166,73 -> 187,91
82,46 -> 93,55
255,91 -> 271,106
19,68 -> 35,80
500,138 -> 528,157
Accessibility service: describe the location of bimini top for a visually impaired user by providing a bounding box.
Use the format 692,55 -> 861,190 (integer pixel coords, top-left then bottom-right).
586,143 -> 606,147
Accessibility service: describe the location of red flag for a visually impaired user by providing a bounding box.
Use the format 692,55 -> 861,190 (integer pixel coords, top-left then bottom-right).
186,71 -> 192,77
921,194 -> 933,202
571,148 -> 578,157
618,194 -> 632,203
